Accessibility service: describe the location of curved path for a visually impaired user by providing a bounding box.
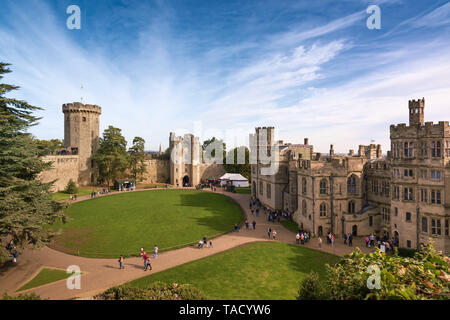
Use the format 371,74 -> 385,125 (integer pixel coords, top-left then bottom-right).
0,188 -> 374,300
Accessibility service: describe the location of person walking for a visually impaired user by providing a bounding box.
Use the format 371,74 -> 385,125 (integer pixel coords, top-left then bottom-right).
343,233 -> 347,245
145,256 -> 152,271
245,219 -> 249,229
300,233 -> 304,245
267,227 -> 272,239
331,234 -> 335,246
365,236 -> 369,247
252,220 -> 256,230
209,240 -> 213,248
348,233 -> 353,247
255,208 -> 259,217
118,255 -> 124,269
272,230 -> 277,240
296,233 -> 300,244
140,248 -> 144,257
153,245 -> 158,259
251,208 -> 254,216
318,237 -> 322,248
143,252 -> 149,271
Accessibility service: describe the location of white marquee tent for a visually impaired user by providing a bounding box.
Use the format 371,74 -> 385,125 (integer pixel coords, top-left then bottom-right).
219,173 -> 249,187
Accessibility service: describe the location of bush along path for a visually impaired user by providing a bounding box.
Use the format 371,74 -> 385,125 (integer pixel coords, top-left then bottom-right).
0,187 -> 375,300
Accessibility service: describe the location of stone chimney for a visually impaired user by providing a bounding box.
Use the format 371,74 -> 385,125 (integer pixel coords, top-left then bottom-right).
329,144 -> 334,157
304,138 -> 309,145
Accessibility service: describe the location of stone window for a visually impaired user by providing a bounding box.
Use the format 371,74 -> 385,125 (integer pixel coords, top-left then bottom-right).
404,142 -> 413,158
394,207 -> 398,216
319,179 -> 327,195
420,169 -> 427,179
431,141 -> 441,158
420,188 -> 428,203
302,178 -> 307,195
347,175 -> 357,195
348,201 -> 355,214
406,212 -> 411,221
407,240 -> 411,248
431,190 -> 441,204
430,170 -> 441,180
320,203 -> 327,217
403,187 -> 413,201
266,183 -> 271,199
369,216 -> 373,226
82,117 -> 86,122
259,181 -> 263,196
446,140 -> 450,158
393,186 -> 400,200
431,219 -> 441,235
445,219 -> 449,236
422,217 -> 428,233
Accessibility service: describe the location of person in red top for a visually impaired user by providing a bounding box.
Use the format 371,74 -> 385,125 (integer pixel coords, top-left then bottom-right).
143,252 -> 149,271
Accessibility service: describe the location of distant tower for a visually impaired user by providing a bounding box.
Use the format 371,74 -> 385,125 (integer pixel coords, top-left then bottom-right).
408,98 -> 425,126
63,102 -> 102,185
159,144 -> 162,156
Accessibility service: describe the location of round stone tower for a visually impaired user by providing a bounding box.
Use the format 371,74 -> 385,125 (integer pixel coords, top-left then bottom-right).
62,102 -> 102,185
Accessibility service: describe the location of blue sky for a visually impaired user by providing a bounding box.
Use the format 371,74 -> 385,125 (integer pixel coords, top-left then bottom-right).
1,0 -> 449,153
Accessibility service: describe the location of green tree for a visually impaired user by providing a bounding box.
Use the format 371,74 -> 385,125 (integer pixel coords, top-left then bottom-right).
0,62 -> 65,264
93,126 -> 130,186
129,136 -> 147,181
324,242 -> 449,300
297,271 -> 327,300
224,146 -> 251,180
35,138 -> 64,156
64,179 -> 78,194
202,137 -> 226,163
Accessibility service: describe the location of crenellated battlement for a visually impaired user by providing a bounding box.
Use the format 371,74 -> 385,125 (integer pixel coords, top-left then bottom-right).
63,102 -> 102,114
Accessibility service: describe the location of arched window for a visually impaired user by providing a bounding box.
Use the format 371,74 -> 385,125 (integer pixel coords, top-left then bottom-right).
302,178 -> 307,195
348,201 -> 355,214
320,203 -> 327,217
302,200 -> 307,216
320,179 -> 327,195
421,217 -> 428,233
347,175 -> 357,194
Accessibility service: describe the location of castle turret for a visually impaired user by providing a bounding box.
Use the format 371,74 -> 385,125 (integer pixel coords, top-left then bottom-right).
408,98 -> 425,126
62,102 -> 101,184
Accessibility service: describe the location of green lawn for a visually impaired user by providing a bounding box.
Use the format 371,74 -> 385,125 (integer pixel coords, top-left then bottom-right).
51,186 -> 93,201
281,220 -> 299,233
48,190 -> 243,258
235,187 -> 251,194
128,241 -> 339,300
17,268 -> 76,292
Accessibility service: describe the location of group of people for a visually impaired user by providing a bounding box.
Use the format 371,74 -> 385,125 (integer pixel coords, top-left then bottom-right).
244,219 -> 257,230
295,231 -> 311,245
118,245 -> 159,271
365,234 -> 397,253
198,235 -> 213,248
249,197 -> 293,224
343,232 -> 354,246
267,227 -> 277,240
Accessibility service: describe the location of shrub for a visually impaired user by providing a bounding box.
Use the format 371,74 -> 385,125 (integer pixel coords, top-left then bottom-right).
396,247 -> 417,258
297,271 -> 327,300
326,241 -> 450,300
64,179 -> 78,194
2,292 -> 41,300
94,282 -> 207,300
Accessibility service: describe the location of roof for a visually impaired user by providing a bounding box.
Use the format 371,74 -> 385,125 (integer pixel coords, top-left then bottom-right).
219,173 -> 248,181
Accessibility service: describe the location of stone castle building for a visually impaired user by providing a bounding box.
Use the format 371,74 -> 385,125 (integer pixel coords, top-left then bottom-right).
39,102 -> 224,191
251,99 -> 450,255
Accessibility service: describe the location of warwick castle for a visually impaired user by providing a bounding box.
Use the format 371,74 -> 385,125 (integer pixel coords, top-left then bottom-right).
40,99 -> 450,254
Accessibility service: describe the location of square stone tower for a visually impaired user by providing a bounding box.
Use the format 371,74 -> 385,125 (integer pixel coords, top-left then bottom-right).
63,102 -> 101,185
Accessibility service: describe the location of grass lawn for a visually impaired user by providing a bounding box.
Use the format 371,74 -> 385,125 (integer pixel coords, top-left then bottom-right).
17,268 -> 76,292
48,190 -> 243,258
235,187 -> 251,194
281,220 -> 299,233
51,186 -> 93,201
128,241 -> 339,300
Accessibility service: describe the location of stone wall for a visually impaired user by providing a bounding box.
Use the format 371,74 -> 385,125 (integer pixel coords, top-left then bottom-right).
140,159 -> 170,184
39,155 -> 79,192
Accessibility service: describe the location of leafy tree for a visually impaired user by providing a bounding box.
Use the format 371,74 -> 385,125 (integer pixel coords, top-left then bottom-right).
92,126 -> 130,186
35,138 -> 64,156
64,179 -> 78,194
202,137 -> 226,163
0,62 -> 65,264
297,271 -> 327,300
128,136 -> 147,181
224,146 -> 251,180
324,242 -> 449,300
